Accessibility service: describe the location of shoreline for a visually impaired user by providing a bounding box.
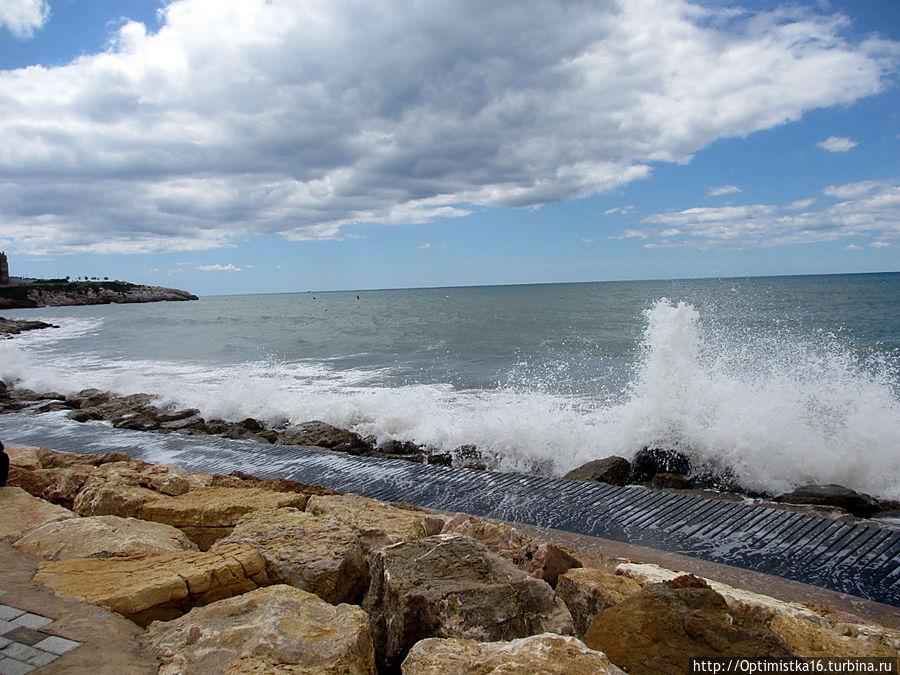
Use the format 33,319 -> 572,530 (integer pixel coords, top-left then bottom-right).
2,379 -> 899,523
0,279 -> 197,309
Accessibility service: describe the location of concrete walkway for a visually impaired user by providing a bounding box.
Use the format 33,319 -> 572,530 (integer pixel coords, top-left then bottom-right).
0,544 -> 158,674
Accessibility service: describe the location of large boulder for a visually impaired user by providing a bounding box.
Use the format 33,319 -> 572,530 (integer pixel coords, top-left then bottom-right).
146,585 -> 376,675
363,534 -> 574,671
564,457 -> 631,487
440,513 -> 580,586
0,486 -> 76,541
73,482 -> 165,518
556,567 -> 642,636
276,420 -> 372,454
216,507 -> 367,604
582,576 -> 793,673
402,633 -> 624,674
13,515 -> 198,560
306,494 -> 445,552
140,486 -> 309,549
34,543 -> 268,626
774,484 -> 880,519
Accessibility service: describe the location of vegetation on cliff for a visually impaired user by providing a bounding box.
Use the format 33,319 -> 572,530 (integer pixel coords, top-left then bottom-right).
0,279 -> 198,309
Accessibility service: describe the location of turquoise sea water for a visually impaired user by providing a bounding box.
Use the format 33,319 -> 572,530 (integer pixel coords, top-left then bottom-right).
2,272 -> 899,499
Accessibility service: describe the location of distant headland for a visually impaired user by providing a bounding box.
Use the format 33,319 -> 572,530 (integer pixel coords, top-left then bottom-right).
0,251 -> 198,310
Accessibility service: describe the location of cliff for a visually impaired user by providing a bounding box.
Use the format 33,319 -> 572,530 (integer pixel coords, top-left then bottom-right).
0,280 -> 198,309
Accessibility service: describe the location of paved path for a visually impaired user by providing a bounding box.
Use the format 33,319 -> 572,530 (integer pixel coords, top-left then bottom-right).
0,544 -> 158,674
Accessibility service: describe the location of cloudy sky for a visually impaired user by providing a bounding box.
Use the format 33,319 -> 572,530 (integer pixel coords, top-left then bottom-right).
1,0 -> 898,294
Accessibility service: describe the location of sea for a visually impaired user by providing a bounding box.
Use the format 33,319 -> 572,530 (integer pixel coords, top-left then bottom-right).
1,272 -> 899,501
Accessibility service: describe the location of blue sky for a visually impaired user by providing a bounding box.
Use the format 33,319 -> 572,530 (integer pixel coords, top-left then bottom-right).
1,0 -> 898,295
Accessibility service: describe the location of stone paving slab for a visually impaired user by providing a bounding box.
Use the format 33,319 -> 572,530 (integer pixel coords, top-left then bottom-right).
0,543 -> 159,674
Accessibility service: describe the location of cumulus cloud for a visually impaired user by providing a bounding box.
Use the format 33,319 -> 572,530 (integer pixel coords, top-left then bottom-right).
818,136 -> 859,152
629,179 -> 900,248
0,0 -> 896,255
197,263 -> 241,271
0,0 -> 49,38
707,185 -> 742,197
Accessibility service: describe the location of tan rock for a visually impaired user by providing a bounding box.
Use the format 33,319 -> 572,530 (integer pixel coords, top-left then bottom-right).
582,576 -> 793,673
364,534 -> 574,671
218,507 -> 367,604
13,515 -> 198,560
441,513 -> 580,586
34,542 -> 268,626
402,633 -> 624,674
146,584 -> 375,675
557,567 -> 642,636
140,486 -> 308,549
306,494 -> 445,551
73,481 -> 165,518
0,486 -> 76,541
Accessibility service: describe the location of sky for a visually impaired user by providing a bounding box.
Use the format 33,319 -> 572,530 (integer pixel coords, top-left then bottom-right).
1,0 -> 899,295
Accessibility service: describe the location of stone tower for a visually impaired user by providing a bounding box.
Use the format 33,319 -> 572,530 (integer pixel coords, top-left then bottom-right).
0,251 -> 8,284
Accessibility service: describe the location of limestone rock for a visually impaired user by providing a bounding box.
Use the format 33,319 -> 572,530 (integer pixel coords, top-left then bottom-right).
146,585 -> 375,675
0,486 -> 76,540
556,567 -> 642,636
306,494 -> 445,551
363,534 -> 574,671
13,515 -> 198,560
35,543 -> 268,626
582,577 -> 793,673
217,507 -> 367,604
564,457 -> 631,486
402,633 -> 624,674
140,486 -> 309,550
73,482 -> 165,518
441,513 -> 580,586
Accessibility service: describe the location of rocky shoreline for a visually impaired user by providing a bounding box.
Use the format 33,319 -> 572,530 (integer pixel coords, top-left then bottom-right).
0,317 -> 58,336
2,378 -> 899,525
0,279 -> 197,309
3,445 -> 899,673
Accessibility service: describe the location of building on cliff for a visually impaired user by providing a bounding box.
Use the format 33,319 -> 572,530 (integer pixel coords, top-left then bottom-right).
0,251 -> 8,284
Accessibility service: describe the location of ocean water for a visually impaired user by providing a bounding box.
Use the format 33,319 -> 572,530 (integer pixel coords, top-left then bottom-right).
2,273 -> 899,500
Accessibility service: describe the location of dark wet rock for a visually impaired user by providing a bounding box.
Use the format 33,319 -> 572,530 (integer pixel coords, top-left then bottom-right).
150,408 -> 201,424
159,414 -> 206,432
774,484 -> 880,519
67,410 -> 96,423
203,419 -> 230,434
112,414 -> 160,432
453,444 -> 487,470
276,420 -> 372,454
10,388 -> 43,402
66,389 -> 111,409
630,447 -> 692,483
651,473 -> 692,490
0,317 -> 58,335
239,417 -> 265,432
378,439 -> 423,456
427,453 -> 453,466
564,457 -> 631,486
688,464 -> 747,494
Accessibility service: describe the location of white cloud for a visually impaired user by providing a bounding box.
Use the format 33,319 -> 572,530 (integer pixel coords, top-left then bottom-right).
845,244 -> 861,250
786,198 -> 816,210
631,180 -> 900,248
870,241 -> 892,248
604,205 -> 636,216
197,263 -> 241,271
419,243 -> 432,250
707,185 -> 742,197
0,0 -> 895,255
581,238 -> 595,244
817,136 -> 858,152
0,0 -> 49,38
